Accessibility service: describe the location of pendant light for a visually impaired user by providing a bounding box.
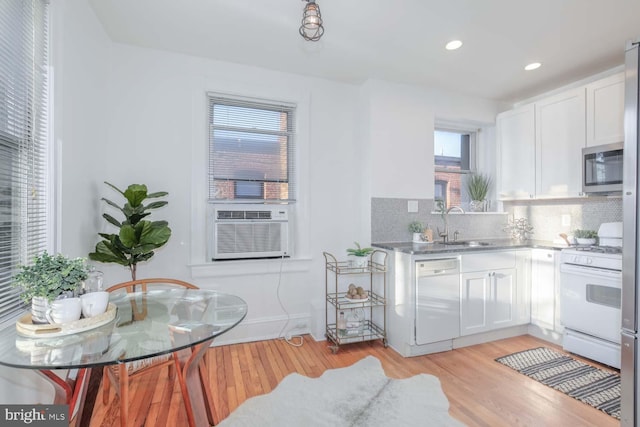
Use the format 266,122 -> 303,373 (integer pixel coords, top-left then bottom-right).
299,0 -> 324,42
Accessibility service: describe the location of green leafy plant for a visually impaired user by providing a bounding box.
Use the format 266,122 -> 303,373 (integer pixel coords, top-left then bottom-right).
408,221 -> 424,233
466,173 -> 492,201
12,251 -> 89,303
573,229 -> 598,239
346,242 -> 374,257
89,182 -> 171,280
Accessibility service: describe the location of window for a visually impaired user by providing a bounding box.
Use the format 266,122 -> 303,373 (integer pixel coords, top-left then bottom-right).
434,128 -> 476,209
0,0 -> 50,322
208,95 -> 296,203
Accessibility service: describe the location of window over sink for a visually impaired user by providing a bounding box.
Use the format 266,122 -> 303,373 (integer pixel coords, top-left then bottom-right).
434,127 -> 477,209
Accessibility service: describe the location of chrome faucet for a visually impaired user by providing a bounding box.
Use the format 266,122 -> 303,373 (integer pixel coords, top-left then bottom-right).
436,204 -> 465,243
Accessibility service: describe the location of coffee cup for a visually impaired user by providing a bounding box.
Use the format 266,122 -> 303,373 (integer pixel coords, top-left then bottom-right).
80,291 -> 110,318
46,297 -> 82,324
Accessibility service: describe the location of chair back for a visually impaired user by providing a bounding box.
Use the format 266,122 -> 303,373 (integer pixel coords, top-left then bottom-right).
106,278 -> 199,294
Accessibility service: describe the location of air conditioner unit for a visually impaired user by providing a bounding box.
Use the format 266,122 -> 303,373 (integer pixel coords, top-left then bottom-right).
211,205 -> 290,260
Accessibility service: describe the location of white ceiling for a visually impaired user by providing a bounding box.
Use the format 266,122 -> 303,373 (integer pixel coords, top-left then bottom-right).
88,0 -> 640,103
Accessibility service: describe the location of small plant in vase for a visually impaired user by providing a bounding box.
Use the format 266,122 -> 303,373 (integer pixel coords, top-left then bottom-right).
408,221 -> 425,243
466,173 -> 491,212
573,229 -> 598,245
11,251 -> 90,324
346,242 -> 374,268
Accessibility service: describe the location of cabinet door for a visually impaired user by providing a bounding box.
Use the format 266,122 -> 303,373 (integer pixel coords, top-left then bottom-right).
490,268 -> 517,328
531,249 -> 556,330
497,104 -> 536,199
586,72 -> 625,147
535,87 -> 586,198
460,272 -> 491,336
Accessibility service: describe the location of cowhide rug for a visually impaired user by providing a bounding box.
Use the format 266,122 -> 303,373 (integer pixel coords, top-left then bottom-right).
219,355 -> 464,426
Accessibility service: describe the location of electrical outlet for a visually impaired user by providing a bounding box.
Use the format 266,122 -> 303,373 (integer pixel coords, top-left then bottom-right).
407,200 -> 418,213
562,214 -> 571,227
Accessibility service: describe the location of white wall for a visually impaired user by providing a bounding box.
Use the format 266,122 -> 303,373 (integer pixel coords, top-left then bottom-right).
362,79 -> 501,200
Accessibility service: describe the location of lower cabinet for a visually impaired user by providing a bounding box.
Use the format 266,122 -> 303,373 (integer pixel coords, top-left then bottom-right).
460,268 -> 517,335
530,248 -> 563,334
460,250 -> 529,337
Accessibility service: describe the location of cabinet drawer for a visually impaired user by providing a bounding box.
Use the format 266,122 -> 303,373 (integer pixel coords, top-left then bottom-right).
461,251 -> 516,273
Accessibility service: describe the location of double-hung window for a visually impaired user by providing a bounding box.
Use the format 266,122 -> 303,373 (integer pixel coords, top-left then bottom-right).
208,95 -> 296,203
434,128 -> 476,209
0,0 -> 50,322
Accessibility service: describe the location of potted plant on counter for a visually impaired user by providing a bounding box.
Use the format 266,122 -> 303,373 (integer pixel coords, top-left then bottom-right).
574,229 -> 598,245
12,251 -> 90,324
466,173 -> 492,212
408,221 -> 425,243
346,242 -> 374,268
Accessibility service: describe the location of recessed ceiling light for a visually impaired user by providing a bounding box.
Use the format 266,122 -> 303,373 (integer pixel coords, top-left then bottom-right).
445,40 -> 463,50
525,62 -> 542,71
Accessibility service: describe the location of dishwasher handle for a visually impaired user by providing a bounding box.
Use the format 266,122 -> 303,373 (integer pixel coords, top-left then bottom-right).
416,258 -> 460,277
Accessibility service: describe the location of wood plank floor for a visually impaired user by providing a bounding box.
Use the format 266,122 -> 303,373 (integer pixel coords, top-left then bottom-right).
86,334 -> 620,427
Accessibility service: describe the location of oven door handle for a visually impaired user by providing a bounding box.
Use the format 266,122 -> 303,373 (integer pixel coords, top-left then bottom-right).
560,263 -> 623,280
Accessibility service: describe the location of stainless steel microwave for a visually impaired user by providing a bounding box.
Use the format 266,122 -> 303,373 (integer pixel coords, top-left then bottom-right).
582,142 -> 623,194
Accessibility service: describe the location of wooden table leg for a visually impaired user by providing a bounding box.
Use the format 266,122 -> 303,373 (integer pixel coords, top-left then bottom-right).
174,339 -> 216,427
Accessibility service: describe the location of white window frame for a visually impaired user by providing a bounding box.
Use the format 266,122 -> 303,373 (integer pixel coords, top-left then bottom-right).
207,93 -> 297,204
189,81 -> 312,275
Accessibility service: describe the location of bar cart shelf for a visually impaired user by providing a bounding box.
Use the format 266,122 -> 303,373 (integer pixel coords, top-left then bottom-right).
323,250 -> 388,354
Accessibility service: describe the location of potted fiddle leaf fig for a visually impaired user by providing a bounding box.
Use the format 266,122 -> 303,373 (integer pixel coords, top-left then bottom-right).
11,251 -> 89,323
89,182 -> 171,280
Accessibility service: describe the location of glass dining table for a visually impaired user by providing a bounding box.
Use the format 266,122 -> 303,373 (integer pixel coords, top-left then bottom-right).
0,288 -> 248,427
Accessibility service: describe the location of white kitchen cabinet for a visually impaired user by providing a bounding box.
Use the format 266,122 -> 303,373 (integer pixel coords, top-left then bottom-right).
535,87 -> 586,198
531,249 -> 556,330
497,104 -> 536,199
460,251 -> 522,336
586,72 -> 625,147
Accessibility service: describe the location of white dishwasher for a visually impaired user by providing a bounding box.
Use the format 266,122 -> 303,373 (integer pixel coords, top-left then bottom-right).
415,258 -> 461,345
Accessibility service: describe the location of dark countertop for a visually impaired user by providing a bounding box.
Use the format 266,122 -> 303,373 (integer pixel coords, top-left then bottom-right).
372,239 -> 567,255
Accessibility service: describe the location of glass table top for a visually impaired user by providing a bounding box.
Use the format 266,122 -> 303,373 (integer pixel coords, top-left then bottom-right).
0,289 -> 248,370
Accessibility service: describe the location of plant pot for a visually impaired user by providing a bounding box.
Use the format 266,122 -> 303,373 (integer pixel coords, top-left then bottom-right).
576,238 -> 596,245
412,232 -> 424,243
350,256 -> 368,268
31,296 -> 50,324
470,200 -> 485,212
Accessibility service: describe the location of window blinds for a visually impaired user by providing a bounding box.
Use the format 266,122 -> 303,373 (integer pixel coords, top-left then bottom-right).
0,0 -> 50,320
208,95 -> 296,202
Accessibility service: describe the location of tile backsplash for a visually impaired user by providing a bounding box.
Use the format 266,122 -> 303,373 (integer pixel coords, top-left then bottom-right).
371,196 -> 622,244
502,196 -> 622,242
371,197 -> 510,243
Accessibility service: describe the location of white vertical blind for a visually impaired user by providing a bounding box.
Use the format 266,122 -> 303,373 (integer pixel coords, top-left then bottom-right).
208,94 -> 296,202
0,0 -> 50,320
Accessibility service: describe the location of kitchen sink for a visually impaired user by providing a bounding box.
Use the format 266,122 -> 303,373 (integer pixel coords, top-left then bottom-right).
442,240 -> 491,247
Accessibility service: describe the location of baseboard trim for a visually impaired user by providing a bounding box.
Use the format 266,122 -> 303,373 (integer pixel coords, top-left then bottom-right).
211,313 -> 311,346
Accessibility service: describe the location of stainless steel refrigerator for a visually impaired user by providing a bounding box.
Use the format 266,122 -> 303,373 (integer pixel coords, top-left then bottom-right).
622,38 -> 640,426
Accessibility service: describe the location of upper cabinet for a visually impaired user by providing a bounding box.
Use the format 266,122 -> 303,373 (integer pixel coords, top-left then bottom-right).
535,87 -> 586,198
497,72 -> 624,200
497,105 -> 536,199
586,72 -> 625,147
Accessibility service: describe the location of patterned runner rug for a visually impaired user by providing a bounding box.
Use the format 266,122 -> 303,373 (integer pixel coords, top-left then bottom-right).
496,347 -> 620,419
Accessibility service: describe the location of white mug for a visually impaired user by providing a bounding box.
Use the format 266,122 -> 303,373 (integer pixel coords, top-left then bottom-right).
46,298 -> 82,324
80,291 -> 110,318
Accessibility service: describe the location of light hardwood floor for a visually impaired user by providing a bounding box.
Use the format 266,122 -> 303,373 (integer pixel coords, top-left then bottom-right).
86,334 -> 620,427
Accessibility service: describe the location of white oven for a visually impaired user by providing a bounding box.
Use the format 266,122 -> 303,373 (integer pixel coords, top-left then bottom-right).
560,263 -> 621,344
559,222 -> 623,368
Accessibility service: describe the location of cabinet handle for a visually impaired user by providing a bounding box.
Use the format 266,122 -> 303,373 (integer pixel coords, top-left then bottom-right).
547,254 -> 553,258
